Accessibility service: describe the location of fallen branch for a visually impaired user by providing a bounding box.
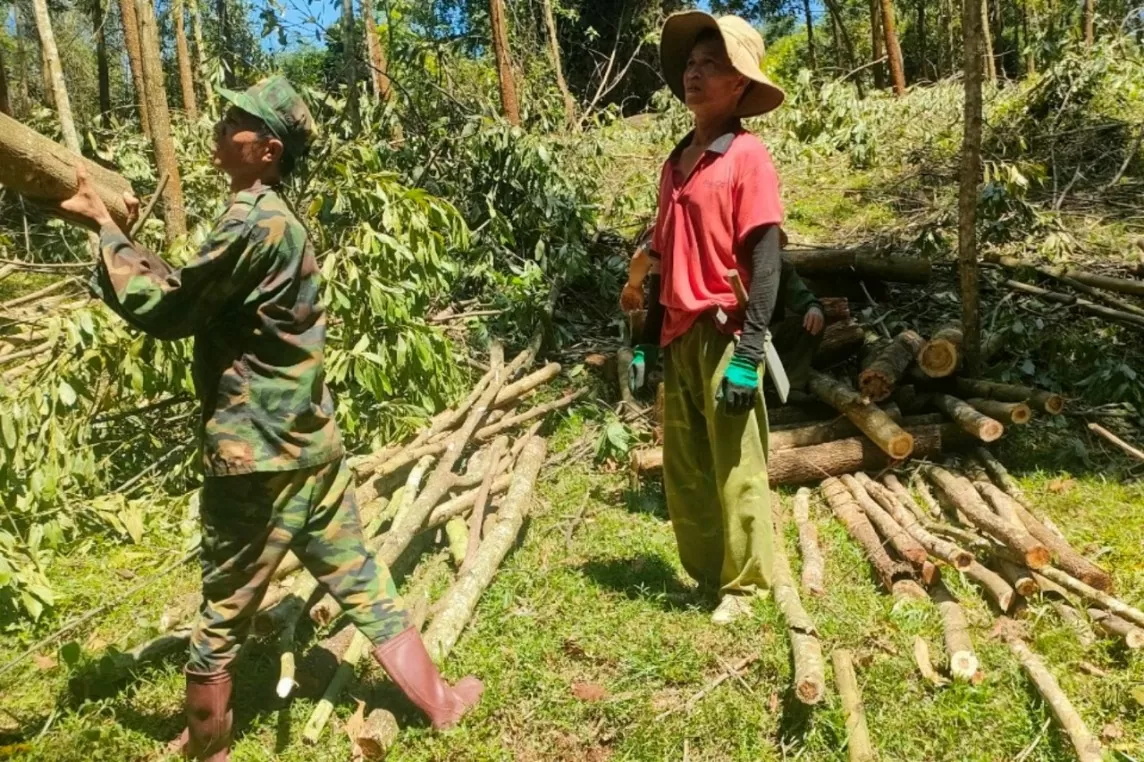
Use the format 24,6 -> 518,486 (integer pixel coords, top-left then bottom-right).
965,560 -> 1017,613
912,636 -> 949,687
428,309 -> 504,324
771,496 -> 826,705
1004,631 -> 1104,762
474,389 -> 584,442
1087,422 -> 1144,462
994,559 -> 1039,598
841,475 -> 932,577
1004,279 -> 1144,332
930,580 -> 979,681
651,654 -> 758,724
491,362 -> 561,409
1032,566 -> 1144,628
793,487 -> 825,596
821,477 -> 913,591
995,255 -> 1144,298
460,435 -> 508,574
785,248 -> 931,283
881,474 -> 936,521
302,630 -> 370,744
832,649 -> 877,762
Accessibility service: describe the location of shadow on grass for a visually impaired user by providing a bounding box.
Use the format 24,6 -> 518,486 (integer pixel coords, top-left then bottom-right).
623,479 -> 668,520
578,556 -> 708,612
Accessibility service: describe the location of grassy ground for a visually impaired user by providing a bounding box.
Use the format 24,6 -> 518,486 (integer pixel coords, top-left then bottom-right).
1,411 -> 1142,762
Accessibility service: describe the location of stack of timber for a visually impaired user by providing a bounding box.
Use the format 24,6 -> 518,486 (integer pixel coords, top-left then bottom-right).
57,338 -> 575,749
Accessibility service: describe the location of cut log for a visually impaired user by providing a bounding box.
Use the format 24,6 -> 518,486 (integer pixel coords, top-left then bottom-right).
858,329 -> 926,401
355,708 -> 400,760
821,477 -> 913,591
917,323 -> 963,378
814,321 -> 867,366
974,447 -> 1029,504
809,371 -> 914,459
1033,566 -> 1144,629
444,517 -> 469,567
994,559 -> 1039,597
965,561 -> 1016,613
913,636 -> 950,686
994,254 -> 1144,299
1002,278 -> 1144,330
932,394 -> 1004,442
856,474 -> 973,570
975,474 -> 1113,591
302,630 -> 370,744
1088,608 -> 1144,649
966,398 -> 1031,425
1054,601 -> 1098,647
769,403 -> 841,427
1005,633 -> 1104,762
831,649 -> 878,762
0,112 -> 135,229
786,248 -> 931,283
426,473 -> 513,529
423,436 -> 547,661
492,362 -> 561,409
955,378 -> 1064,415
840,475 -> 930,570
929,581 -> 979,681
881,474 -> 932,521
460,435 -> 508,573
927,522 -> 991,551
793,487 -> 825,596
475,389 -> 584,443
771,407 -> 905,450
820,296 -> 851,323
924,466 -> 1049,568
274,573 -> 321,698
770,497 -> 826,705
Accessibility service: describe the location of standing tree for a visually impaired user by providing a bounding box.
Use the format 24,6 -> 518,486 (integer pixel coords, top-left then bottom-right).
136,0 -> 187,239
541,0 -> 575,129
173,0 -> 199,120
0,35 -> 10,116
361,0 -> 390,100
1022,0 -> 1035,75
31,0 -> 80,150
916,0 -> 928,79
488,0 -> 520,125
880,0 -> 907,95
92,0 -> 112,127
803,0 -> 817,70
824,0 -> 866,97
340,0 -> 360,132
870,0 -> 885,89
189,0 -> 211,110
959,0 -> 984,375
1084,0 -> 1094,48
118,0 -> 151,136
981,0 -> 997,81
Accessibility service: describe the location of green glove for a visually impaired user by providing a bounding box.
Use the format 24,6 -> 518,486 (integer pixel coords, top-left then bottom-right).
629,344 -> 658,394
720,354 -> 759,414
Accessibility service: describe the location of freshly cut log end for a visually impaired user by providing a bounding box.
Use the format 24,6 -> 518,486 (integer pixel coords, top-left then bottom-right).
996,560 -> 1039,598
356,709 -> 400,760
933,394 -> 1004,443
918,324 -> 963,378
814,321 -> 866,367
809,371 -> 915,460
893,579 -> 928,601
967,398 -> 1032,425
931,581 -> 979,682
955,378 -> 1064,415
792,633 -> 827,705
858,330 -> 926,402
1088,609 -> 1144,649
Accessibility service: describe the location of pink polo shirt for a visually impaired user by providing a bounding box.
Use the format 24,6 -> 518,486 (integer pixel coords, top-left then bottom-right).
651,129 -> 784,347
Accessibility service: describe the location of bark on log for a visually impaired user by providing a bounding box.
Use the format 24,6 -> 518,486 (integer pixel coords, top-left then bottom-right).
422,436 -> 546,661
475,390 -> 584,443
994,559 -> 1039,597
355,708 -> 399,760
974,447 -> 1029,504
841,475 -> 930,570
771,500 -> 826,705
444,517 -> 469,567
882,473 -> 935,521
821,477 -> 913,591
770,407 -> 906,450
302,630 -> 370,744
809,371 -> 914,459
955,378 -> 1064,415
966,398 -> 1031,425
976,477 -> 1112,591
1054,601 -> 1097,647
785,248 -> 931,283
814,321 -> 867,367
1088,422 -> 1144,463
274,574 -> 321,697
857,474 -> 973,570
821,297 -> 851,323
832,649 -> 877,762
917,323 -> 963,378
1088,608 -> 1144,649
995,255 -> 1144,298
0,112 -> 134,228
461,435 -> 508,573
924,466 -> 1049,568
1005,634 -> 1104,762
929,580 -> 979,681
492,362 -> 561,408
770,402 -> 844,428
932,394 -> 1004,442
793,488 -> 825,596
1003,279 -> 1144,332
426,474 -> 513,529
965,560 -> 1016,612
858,330 -> 926,401
1033,566 -> 1144,629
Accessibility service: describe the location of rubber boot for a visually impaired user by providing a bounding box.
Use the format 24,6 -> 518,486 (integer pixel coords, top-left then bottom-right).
371,627 -> 483,730
180,667 -> 233,761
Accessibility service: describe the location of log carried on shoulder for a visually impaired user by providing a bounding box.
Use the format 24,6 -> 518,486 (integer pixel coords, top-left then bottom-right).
0,112 -> 135,229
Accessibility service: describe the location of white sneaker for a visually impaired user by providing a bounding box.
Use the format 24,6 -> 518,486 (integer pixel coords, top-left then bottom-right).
711,594 -> 754,626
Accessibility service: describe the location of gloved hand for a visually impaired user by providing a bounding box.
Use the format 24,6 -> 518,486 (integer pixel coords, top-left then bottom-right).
628,344 -> 658,394
720,354 -> 760,414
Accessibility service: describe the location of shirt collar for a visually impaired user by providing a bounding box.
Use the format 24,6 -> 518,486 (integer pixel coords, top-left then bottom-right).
668,121 -> 743,162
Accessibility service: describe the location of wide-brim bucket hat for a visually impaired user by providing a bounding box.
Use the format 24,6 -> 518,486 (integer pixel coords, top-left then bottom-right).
660,11 -> 785,118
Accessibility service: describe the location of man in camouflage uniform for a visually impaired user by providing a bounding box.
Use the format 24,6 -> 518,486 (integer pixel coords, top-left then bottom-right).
61,76 -> 481,760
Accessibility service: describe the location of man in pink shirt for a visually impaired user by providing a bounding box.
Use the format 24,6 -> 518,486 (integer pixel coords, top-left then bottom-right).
628,11 -> 786,625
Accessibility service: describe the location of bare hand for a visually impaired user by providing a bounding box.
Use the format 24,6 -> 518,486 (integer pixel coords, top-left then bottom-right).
803,306 -> 825,336
123,191 -> 140,232
620,282 -> 644,313
59,164 -> 114,230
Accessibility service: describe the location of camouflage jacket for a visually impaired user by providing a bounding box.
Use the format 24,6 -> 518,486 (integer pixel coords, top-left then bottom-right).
94,183 -> 343,476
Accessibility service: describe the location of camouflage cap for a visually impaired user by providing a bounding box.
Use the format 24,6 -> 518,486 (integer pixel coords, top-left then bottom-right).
217,75 -> 316,161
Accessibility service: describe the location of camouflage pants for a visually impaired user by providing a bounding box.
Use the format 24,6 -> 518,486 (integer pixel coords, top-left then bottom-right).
189,457 -> 409,672
771,314 -> 824,392
662,319 -> 774,595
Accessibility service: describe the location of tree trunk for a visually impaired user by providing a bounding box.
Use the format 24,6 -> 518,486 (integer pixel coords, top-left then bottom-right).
488,0 -> 521,125
980,0 -> 997,82
945,0 -> 957,77
992,0 -> 1006,77
960,0 -> 984,374
541,0 -> 576,129
954,378 -> 1063,415
771,504 -> 826,705
809,371 -> 915,459
824,0 -> 867,98
924,466 -> 1049,567
0,112 -> 135,228
136,0 -> 187,240
918,322 -> 963,377
870,0 -> 885,89
793,488 -> 825,596
932,393 -> 1004,442
917,0 -> 928,79
189,0 -> 210,110
0,39 -> 10,115
31,0 -> 80,152
966,398 -> 1030,424
118,0 -> 151,136
216,0 -> 234,86
1083,0 -> 1094,48
930,581 -> 979,680
782,249 -> 931,282
803,0 -> 817,70
173,0 -> 198,120
92,0 -> 112,128
832,650 -> 877,762
361,0 -> 390,101
859,329 -> 926,401
880,0 -> 907,94
822,477 -> 915,591
1022,0 -> 1035,75
1005,635 -> 1104,762
341,0 -> 361,132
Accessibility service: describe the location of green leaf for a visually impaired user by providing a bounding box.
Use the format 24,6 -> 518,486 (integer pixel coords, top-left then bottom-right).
21,591 -> 44,620
121,507 -> 145,544
1,415 -> 15,450
60,641 -> 82,667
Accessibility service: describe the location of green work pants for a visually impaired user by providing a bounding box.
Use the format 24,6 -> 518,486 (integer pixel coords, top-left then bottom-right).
662,319 -> 774,595
189,456 -> 408,672
770,314 -> 824,392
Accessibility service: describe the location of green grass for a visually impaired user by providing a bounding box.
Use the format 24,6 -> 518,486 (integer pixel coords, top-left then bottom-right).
2,411 -> 1142,761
